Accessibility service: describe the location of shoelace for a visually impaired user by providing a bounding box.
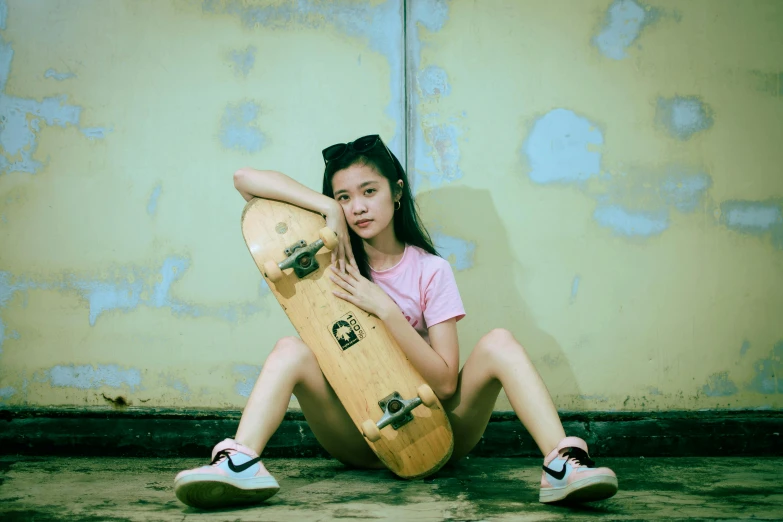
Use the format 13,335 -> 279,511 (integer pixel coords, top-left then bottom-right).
211,449 -> 263,473
561,447 -> 595,468
211,449 -> 233,465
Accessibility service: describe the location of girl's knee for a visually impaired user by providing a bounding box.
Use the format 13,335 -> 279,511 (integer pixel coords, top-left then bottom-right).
269,336 -> 316,366
477,328 -> 528,358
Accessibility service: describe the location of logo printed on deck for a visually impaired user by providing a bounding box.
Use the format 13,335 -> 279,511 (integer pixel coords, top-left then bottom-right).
330,312 -> 366,350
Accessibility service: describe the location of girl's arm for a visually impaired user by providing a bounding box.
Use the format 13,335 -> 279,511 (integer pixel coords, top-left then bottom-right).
379,310 -> 460,400
234,167 -> 334,212
234,167 -> 356,270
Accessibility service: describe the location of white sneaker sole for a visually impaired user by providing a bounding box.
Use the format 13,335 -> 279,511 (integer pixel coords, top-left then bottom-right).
175,473 -> 280,509
539,474 -> 618,503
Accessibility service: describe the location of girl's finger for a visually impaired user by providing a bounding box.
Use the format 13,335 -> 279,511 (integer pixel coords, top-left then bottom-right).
345,263 -> 361,279
329,274 -> 353,291
332,290 -> 356,305
330,265 -> 353,285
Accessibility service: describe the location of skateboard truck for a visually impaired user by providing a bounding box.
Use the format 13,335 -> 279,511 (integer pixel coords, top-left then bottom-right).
361,384 -> 438,442
263,227 -> 339,282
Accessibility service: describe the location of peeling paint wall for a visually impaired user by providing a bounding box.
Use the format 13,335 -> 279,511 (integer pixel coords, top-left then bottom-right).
0,0 -> 404,409
1,0 -> 781,414
409,0 -> 783,412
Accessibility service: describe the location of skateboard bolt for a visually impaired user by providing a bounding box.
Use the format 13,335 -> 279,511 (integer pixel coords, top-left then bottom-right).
388,400 -> 403,413
299,254 -> 312,268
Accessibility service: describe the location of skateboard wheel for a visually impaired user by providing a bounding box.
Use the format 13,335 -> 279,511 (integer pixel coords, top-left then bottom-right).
319,227 -> 339,251
417,384 -> 437,408
263,260 -> 283,282
362,419 -> 381,442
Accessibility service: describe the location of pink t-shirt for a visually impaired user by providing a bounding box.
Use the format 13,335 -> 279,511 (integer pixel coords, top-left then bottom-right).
370,244 -> 466,345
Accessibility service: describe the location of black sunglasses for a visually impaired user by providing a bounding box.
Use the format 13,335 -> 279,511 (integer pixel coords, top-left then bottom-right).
321,134 -> 395,166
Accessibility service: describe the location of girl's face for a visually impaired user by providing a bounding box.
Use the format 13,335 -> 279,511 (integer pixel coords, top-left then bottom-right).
331,163 -> 401,240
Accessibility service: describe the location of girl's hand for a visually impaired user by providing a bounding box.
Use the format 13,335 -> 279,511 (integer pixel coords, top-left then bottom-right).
329,264 -> 397,319
325,204 -> 356,272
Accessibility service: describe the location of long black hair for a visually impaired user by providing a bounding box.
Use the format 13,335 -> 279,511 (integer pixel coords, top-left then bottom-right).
321,138 -> 439,280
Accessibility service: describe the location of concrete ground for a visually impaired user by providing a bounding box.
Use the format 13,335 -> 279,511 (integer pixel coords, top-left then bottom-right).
1,456 -> 781,521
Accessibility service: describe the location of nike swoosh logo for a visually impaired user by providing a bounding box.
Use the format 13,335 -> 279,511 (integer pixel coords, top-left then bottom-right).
226,454 -> 263,473
542,461 -> 568,480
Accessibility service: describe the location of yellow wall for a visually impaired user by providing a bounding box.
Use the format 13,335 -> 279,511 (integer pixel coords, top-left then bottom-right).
1,0 -> 781,412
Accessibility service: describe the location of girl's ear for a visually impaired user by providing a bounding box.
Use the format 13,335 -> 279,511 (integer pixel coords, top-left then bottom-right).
395,179 -> 404,196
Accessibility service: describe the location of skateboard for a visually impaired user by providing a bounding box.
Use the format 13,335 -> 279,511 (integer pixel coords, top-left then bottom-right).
240,197 -> 454,479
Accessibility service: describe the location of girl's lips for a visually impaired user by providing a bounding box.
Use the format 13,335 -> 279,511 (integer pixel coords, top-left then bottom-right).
356,220 -> 372,228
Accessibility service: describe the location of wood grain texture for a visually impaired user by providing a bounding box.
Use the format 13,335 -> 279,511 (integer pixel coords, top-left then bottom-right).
241,198 -> 453,478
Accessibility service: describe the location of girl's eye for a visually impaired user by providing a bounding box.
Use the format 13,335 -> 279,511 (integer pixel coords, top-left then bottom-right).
337,195 -> 349,202
365,188 -> 376,195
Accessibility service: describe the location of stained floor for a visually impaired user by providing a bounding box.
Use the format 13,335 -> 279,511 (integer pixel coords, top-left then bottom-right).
1,456 -> 781,520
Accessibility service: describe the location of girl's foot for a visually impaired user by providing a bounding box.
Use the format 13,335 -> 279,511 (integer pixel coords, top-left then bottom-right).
539,436 -> 618,503
174,438 -> 280,509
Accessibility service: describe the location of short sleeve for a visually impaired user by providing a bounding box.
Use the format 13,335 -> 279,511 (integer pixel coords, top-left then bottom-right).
422,258 -> 466,328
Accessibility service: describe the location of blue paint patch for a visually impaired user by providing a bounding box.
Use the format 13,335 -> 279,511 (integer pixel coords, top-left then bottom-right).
431,232 -> 475,271
220,101 -> 265,153
594,205 -> 668,236
0,0 -> 6,30
81,127 -> 112,140
648,387 -> 662,395
0,30 -> 108,175
0,93 -> 81,174
166,377 -> 190,396
417,66 -> 450,99
229,46 -> 256,77
747,341 -> 783,394
0,270 -> 27,351
656,96 -> 714,141
259,280 -> 271,296
408,1 -> 453,191
147,183 -> 162,216
702,372 -> 738,397
233,364 -> 261,398
721,201 -> 782,232
410,0 -> 449,32
720,200 -> 783,249
48,364 -> 142,390
661,170 -> 711,212
421,121 -> 463,186
0,34 -> 11,91
0,271 -> 15,307
571,276 -> 580,301
0,386 -> 14,400
740,340 -> 751,357
0,258 -> 269,328
593,0 -> 649,60
44,68 -> 76,81
524,109 -> 603,185
204,0 -> 406,158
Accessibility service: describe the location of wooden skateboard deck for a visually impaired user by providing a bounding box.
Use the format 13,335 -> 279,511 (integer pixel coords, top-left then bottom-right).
241,197 -> 453,479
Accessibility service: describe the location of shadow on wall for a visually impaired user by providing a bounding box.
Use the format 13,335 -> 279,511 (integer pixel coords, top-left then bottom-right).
415,185 -> 586,411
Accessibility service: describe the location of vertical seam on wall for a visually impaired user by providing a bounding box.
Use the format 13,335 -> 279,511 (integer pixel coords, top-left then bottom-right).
402,0 -> 409,172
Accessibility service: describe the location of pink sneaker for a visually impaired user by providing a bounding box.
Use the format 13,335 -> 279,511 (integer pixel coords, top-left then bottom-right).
174,438 -> 280,509
539,436 -> 618,503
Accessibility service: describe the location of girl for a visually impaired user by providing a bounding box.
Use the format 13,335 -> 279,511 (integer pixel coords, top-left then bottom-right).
174,134 -> 618,509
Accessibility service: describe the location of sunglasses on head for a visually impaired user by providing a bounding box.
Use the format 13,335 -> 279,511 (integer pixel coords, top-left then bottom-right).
321,134 -> 395,166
